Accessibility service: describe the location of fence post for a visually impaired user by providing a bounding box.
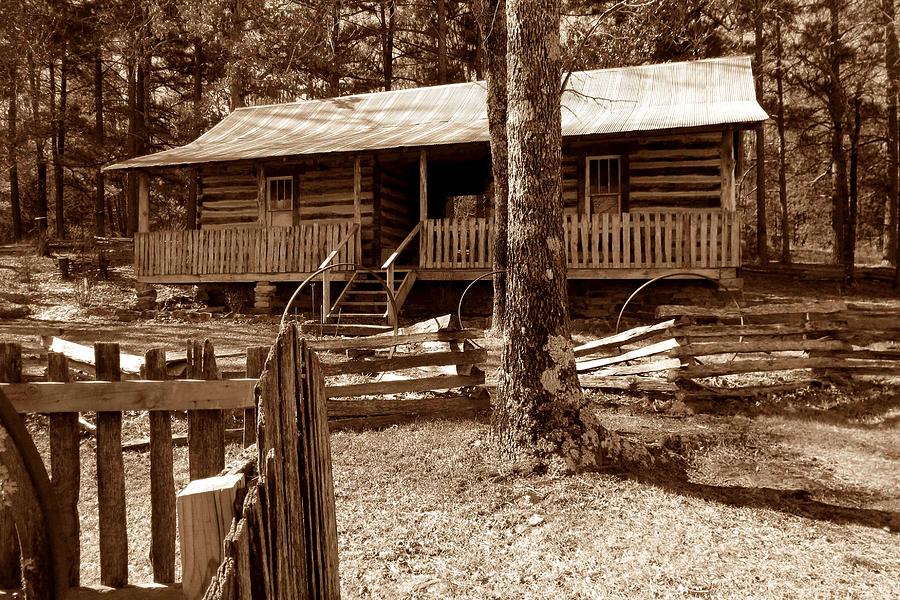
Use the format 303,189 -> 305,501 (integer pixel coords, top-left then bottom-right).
145,348 -> 176,583
47,352 -> 80,587
244,346 -> 269,448
187,340 -> 225,480
94,342 -> 128,587
0,342 -> 22,587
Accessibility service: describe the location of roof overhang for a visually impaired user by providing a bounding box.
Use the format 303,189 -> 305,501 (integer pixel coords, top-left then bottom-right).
105,56 -> 768,172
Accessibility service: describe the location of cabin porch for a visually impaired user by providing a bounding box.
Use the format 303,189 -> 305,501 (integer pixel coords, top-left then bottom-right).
413,209 -> 740,281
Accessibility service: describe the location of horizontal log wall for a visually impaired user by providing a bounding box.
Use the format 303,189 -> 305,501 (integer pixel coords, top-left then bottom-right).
299,158 -> 375,260
628,132 -> 724,209
562,154 -> 579,213
379,165 -> 416,256
198,164 -> 260,229
135,222 -> 357,277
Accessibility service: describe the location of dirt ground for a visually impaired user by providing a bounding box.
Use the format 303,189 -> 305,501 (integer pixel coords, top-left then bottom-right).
0,247 -> 898,596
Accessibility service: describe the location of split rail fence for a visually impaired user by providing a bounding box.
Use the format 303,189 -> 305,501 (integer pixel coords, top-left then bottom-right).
572,300 -> 900,397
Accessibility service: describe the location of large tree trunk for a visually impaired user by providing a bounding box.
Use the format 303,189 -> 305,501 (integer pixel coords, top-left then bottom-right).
476,0 -> 508,331
496,0 -> 580,458
28,52 -> 48,236
495,0 -> 684,474
753,0 -> 767,264
228,0 -> 245,110
52,49 -> 67,239
775,16 -> 789,264
6,63 -> 22,241
187,40 -> 203,230
125,54 -> 138,236
828,0 -> 848,264
886,0 -> 900,267
94,52 -> 106,237
436,0 -> 448,83
845,95 -> 861,284
380,0 -> 395,90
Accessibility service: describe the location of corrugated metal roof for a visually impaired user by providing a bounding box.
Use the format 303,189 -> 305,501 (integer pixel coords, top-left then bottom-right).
106,56 -> 768,171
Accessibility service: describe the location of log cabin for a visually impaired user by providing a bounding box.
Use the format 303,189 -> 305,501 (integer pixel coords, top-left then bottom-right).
106,56 -> 768,323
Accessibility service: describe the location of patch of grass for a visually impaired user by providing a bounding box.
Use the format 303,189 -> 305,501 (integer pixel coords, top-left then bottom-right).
332,420 -> 899,599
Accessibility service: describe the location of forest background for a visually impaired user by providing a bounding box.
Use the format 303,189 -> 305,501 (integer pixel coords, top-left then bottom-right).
0,0 -> 895,269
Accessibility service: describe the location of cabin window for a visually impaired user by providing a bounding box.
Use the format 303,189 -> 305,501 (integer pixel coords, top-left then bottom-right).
585,156 -> 621,214
266,176 -> 293,212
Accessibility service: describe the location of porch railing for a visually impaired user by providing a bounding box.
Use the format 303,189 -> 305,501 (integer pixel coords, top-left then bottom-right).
420,210 -> 740,271
134,221 -> 358,278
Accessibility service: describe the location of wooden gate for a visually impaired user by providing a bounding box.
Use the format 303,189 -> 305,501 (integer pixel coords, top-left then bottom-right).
202,323 -> 341,599
0,387 -> 67,598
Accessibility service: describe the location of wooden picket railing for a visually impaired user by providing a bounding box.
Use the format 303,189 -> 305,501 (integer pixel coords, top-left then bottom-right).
420,209 -> 740,271
134,221 -> 358,278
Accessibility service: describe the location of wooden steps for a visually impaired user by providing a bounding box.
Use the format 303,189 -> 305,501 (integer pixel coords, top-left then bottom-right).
326,269 -> 416,326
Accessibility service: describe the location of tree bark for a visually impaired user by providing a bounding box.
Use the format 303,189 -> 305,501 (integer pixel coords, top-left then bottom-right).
380,0 -> 396,90
6,63 -> 22,241
28,51 -> 48,236
436,0 -> 449,83
775,16 -> 789,264
886,0 -> 900,267
476,0 -> 508,331
845,95 -> 861,284
329,1 -> 342,97
753,0 -> 767,264
125,54 -> 138,236
828,0 -> 848,264
187,40 -> 203,230
94,52 -> 106,237
228,0 -> 245,110
52,48 -> 67,239
496,0 -> 584,460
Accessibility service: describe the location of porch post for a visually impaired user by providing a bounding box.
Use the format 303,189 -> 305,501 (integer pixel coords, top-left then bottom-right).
419,150 -> 427,260
138,172 -> 150,232
257,165 -> 266,226
419,150 -> 427,222
353,156 -> 362,265
720,130 -> 736,211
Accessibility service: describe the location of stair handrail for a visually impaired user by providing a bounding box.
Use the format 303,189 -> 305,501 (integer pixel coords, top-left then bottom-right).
381,221 -> 422,294
317,223 -> 360,322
